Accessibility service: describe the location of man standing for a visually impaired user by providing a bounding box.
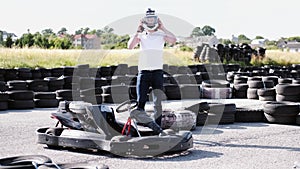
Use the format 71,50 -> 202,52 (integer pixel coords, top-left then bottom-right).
128,8 -> 176,129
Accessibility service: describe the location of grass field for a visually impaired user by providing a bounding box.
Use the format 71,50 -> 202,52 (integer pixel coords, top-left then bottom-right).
0,48 -> 300,68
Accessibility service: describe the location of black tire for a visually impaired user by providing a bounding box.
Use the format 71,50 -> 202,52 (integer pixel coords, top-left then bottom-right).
35,92 -> 56,99
207,103 -> 236,124
296,115 -> 300,125
247,80 -> 274,89
56,89 -> 73,98
257,88 -> 276,96
80,87 -> 103,96
264,113 -> 296,124
275,84 -> 300,95
278,78 -> 292,84
259,95 -> 275,101
185,102 -> 210,113
247,88 -> 258,99
102,93 -> 129,104
196,112 -> 208,126
262,76 -> 278,85
263,101 -> 300,116
276,94 -> 300,102
34,99 -> 59,108
102,85 -> 129,94
235,108 -> 265,122
0,101 -> 8,110
81,95 -> 102,105
0,155 -> 52,168
7,90 -> 34,100
234,91 -> 247,98
202,87 -> 232,99
8,100 -> 35,109
233,84 -> 248,91
180,85 -> 200,99
247,76 -> 262,81
0,93 -> 9,101
202,80 -> 230,88
173,74 -> 192,84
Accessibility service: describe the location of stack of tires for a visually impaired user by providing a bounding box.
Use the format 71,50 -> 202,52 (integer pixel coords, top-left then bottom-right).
201,80 -> 232,99
233,75 -> 248,98
56,89 -> 74,102
44,77 -> 64,92
247,77 -> 274,100
263,101 -> 299,124
26,79 -> 48,92
102,85 -> 129,103
275,84 -> 300,102
235,108 -> 265,122
206,103 -> 236,124
0,69 -> 6,81
80,88 -> 103,105
34,92 -> 58,108
5,69 -> 18,81
7,90 -> 34,109
0,81 -> 8,92
185,102 -> 210,126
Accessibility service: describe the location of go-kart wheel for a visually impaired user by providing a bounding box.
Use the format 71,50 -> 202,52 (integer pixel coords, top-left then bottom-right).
45,128 -> 63,136
116,100 -> 138,113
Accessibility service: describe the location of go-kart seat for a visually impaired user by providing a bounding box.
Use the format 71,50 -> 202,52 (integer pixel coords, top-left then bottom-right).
85,105 -> 137,139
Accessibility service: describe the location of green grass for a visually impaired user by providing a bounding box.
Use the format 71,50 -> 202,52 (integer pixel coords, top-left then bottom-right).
0,48 -> 299,68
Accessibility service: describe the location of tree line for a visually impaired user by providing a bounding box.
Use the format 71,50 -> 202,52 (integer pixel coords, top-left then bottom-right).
0,27 -> 129,49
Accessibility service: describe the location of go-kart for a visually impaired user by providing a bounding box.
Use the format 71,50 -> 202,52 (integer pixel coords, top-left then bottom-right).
36,100 -> 193,157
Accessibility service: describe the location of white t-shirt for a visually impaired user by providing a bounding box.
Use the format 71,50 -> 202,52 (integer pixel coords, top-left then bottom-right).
138,31 -> 166,71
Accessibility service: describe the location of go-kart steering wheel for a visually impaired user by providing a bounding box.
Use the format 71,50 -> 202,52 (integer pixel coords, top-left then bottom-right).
116,100 -> 138,113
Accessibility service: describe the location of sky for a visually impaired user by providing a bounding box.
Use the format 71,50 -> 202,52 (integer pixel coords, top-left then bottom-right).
1,0 -> 300,40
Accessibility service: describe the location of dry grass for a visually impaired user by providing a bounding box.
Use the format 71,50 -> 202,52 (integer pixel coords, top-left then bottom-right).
1,48 -> 299,68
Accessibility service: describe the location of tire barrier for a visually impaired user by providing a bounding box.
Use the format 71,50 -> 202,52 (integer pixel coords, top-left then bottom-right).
263,101 -> 299,124
275,84 -> 300,102
206,103 -> 236,124
235,108 -> 265,122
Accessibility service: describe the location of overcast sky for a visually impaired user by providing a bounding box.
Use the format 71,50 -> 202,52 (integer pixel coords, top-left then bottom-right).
1,0 -> 300,40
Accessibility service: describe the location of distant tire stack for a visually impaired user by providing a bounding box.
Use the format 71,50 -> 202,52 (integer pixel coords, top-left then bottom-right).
17,68 -> 32,80
275,84 -> 300,102
34,92 -> 58,108
202,80 -> 232,99
7,90 -> 34,109
5,69 -> 18,81
56,89 -> 74,102
0,69 -> 6,81
247,77 -> 274,100
233,75 -> 248,98
0,81 -> 8,92
235,108 -> 265,122
263,101 -> 299,124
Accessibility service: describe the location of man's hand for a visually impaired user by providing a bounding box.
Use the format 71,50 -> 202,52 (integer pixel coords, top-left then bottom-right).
157,18 -> 165,30
137,20 -> 144,33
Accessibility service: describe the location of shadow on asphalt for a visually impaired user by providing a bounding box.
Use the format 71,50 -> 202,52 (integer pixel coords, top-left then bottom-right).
193,139 -> 300,152
216,122 -> 269,130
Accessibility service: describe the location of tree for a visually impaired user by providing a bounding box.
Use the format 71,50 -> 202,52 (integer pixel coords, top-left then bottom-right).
42,29 -> 54,36
83,27 -> 90,35
0,30 -> 3,45
287,36 -> 300,42
103,26 -> 114,33
202,25 -> 216,36
4,35 -> 13,48
58,27 -> 67,35
238,34 -> 251,44
190,27 -> 203,37
255,36 -> 264,39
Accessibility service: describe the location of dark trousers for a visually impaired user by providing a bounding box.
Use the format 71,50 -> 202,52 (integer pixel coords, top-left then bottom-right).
136,69 -> 163,126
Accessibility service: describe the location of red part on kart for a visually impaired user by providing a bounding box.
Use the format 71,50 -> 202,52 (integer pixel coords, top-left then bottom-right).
122,117 -> 132,136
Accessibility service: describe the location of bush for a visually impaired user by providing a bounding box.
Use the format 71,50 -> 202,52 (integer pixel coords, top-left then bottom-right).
179,45 -> 193,52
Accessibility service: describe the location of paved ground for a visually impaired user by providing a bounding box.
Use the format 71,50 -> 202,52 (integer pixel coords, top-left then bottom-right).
0,100 -> 300,169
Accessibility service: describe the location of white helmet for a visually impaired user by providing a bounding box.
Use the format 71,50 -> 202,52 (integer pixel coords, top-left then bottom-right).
142,8 -> 159,31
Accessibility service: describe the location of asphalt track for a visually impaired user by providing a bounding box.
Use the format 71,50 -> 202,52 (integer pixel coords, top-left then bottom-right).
0,99 -> 300,169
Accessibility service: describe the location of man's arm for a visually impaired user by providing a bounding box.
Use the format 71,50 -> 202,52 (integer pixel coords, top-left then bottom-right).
158,19 -> 177,44
127,33 -> 140,49
128,20 -> 143,49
